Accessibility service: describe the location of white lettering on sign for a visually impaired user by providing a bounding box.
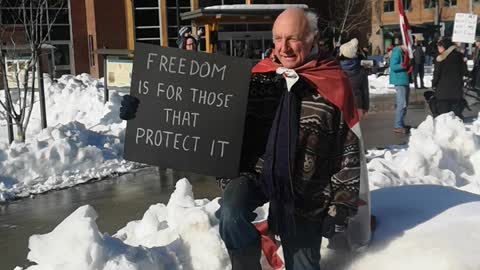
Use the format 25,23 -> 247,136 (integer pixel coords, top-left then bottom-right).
189,87 -> 234,108
146,53 -> 227,80
135,128 -> 200,152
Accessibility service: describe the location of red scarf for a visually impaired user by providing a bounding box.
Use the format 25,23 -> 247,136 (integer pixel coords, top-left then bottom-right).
251,52 -> 359,129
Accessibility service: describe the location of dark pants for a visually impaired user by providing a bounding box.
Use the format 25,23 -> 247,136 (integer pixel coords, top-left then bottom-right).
217,176 -> 323,270
434,99 -> 464,120
413,64 -> 425,88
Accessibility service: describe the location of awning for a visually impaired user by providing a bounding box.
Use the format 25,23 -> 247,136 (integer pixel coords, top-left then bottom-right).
180,4 -> 309,24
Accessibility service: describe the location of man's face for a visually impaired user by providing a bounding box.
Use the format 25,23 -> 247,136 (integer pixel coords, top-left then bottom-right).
476,41 -> 480,48
272,11 -> 314,69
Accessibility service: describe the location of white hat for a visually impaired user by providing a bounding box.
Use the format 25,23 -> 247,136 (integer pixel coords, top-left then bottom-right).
339,38 -> 359,59
179,26 -> 191,37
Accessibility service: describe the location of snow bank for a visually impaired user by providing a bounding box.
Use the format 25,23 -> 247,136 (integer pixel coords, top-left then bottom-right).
21,179 -> 231,270
368,74 -> 433,95
350,185 -> 480,270
0,74 -> 138,201
368,113 -> 480,193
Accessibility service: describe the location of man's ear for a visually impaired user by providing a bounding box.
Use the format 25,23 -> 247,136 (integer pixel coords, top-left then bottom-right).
311,32 -> 320,50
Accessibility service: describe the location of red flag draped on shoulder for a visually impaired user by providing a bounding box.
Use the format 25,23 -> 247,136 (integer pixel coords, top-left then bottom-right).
398,0 -> 414,59
251,51 -> 359,129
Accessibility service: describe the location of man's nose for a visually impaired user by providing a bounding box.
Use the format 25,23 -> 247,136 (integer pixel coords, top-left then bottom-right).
279,39 -> 289,52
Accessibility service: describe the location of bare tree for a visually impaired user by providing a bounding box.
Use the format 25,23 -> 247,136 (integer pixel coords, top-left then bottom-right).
319,0 -> 371,47
373,0 -> 384,54
0,0 -> 64,143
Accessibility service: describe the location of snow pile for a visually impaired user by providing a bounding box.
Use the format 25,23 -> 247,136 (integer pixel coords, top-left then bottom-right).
26,205 -> 182,270
19,180 -> 480,270
0,74 -> 138,201
368,113 -> 480,193
368,74 -> 433,95
21,179 -> 231,270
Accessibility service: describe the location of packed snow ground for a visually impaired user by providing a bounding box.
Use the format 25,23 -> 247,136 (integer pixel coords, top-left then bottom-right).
1,73 -> 480,269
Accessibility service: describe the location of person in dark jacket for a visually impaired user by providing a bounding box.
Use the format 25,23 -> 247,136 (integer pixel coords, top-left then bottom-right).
338,38 -> 370,119
471,39 -> 480,91
432,37 -> 467,119
412,39 -> 426,89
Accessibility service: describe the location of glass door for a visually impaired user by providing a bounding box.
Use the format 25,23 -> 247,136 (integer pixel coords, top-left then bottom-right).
217,31 -> 272,60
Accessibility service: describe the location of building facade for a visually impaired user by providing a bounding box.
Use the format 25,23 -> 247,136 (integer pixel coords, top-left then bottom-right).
2,0 -> 370,78
371,0 -> 480,55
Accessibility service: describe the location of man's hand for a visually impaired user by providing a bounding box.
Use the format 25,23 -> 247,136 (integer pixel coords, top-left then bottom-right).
322,205 -> 349,239
119,95 -> 140,120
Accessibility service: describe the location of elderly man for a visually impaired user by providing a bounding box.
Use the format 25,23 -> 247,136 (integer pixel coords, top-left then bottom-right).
216,8 -> 368,270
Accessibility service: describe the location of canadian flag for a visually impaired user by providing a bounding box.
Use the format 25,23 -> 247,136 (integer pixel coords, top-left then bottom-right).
398,0 -> 414,59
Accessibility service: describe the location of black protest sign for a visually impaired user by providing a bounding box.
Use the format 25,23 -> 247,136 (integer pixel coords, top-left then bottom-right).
124,42 -> 252,177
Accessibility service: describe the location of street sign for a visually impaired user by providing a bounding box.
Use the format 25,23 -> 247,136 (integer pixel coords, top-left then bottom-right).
452,13 -> 478,44
124,42 -> 252,177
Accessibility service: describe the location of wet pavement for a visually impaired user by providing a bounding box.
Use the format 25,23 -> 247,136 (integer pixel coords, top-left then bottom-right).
1,96 -> 478,269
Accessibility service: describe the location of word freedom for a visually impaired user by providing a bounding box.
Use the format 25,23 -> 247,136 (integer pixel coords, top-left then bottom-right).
146,53 -> 227,81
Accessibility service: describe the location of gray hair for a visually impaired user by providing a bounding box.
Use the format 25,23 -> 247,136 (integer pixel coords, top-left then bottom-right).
304,10 -> 319,42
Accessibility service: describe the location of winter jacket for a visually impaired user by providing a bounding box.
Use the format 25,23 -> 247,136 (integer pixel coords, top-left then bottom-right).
471,51 -> 480,91
432,46 -> 467,100
413,45 -> 425,65
389,47 -> 410,86
340,59 -> 370,111
239,73 -> 361,221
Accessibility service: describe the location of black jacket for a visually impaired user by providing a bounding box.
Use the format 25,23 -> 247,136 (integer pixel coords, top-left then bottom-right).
340,59 -> 369,110
432,46 -> 467,100
240,73 -> 361,221
413,45 -> 425,65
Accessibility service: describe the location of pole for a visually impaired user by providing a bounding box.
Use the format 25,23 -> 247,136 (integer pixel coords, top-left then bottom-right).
37,50 -> 47,129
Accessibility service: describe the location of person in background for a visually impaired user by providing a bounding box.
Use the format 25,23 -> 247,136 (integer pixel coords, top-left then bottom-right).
338,38 -> 370,119
389,44 -> 411,134
412,37 -> 426,89
383,44 -> 394,72
426,33 -> 440,65
471,39 -> 480,91
432,37 -> 467,119
176,26 -> 192,48
181,36 -> 197,51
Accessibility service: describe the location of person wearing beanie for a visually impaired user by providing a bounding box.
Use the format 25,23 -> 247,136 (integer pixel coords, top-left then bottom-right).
338,38 -> 370,119
339,38 -> 359,59
176,26 -> 192,48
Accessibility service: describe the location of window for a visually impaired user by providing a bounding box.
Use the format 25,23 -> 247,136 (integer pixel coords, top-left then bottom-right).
384,0 -> 394,12
444,0 -> 457,7
402,0 -> 412,10
424,0 -> 435,8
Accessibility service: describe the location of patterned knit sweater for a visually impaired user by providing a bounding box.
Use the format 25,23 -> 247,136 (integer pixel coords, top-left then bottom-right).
221,72 -> 361,221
